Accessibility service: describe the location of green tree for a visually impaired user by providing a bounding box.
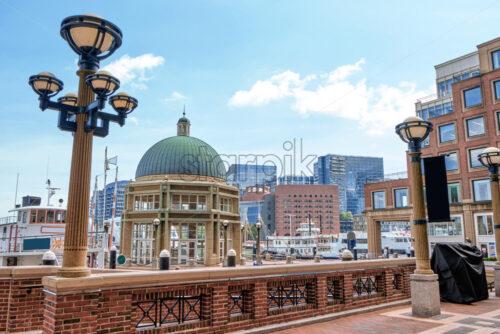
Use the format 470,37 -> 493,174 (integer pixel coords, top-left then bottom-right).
340,211 -> 353,220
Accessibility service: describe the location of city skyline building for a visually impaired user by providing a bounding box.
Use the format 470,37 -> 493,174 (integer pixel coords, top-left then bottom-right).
90,180 -> 130,226
239,185 -> 271,227
278,175 -> 315,185
226,164 -> 277,195
314,154 -> 383,215
274,184 -> 340,236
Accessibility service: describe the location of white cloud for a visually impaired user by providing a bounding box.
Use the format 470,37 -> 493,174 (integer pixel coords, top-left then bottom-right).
228,60 -> 428,135
103,54 -> 164,89
128,116 -> 139,125
163,91 -> 187,102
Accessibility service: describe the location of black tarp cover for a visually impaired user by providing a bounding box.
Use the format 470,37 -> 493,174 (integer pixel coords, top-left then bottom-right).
430,242 -> 488,304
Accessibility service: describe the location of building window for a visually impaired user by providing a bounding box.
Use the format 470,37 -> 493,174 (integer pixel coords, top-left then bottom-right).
466,116 -> 485,137
446,79 -> 452,96
439,123 -> 455,143
472,179 -> 491,202
476,214 -> 494,236
443,153 -> 458,171
220,197 -> 233,212
447,183 -> 460,204
133,195 -> 160,211
438,81 -> 446,97
171,195 -> 207,210
494,81 -> 500,100
463,87 -> 482,108
394,189 -> 408,208
372,191 -> 385,209
492,50 -> 500,70
469,147 -> 486,168
428,215 -> 463,236
443,102 -> 453,115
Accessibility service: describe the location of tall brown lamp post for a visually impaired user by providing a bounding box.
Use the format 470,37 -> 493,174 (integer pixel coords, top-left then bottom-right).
395,116 -> 440,317
28,15 -> 138,278
222,220 -> 229,262
478,147 -> 500,297
256,221 -> 262,265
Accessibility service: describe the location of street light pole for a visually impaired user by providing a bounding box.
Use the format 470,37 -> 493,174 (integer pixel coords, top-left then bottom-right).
223,220 -> 229,260
478,147 -> 500,297
396,116 -> 440,317
28,15 -> 138,278
256,221 -> 262,264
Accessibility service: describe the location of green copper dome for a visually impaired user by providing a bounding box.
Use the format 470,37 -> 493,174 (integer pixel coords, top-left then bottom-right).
135,136 -> 226,179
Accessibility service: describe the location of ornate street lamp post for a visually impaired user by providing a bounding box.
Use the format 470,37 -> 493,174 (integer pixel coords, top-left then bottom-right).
240,222 -> 245,263
395,116 -> 440,317
478,147 -> 500,297
222,220 -> 229,260
153,218 -> 161,262
256,221 -> 262,265
28,15 -> 138,278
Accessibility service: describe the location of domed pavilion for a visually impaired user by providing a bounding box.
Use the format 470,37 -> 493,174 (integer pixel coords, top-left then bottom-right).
120,113 -> 241,266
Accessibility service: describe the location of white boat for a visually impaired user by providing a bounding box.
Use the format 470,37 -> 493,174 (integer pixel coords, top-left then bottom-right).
0,197 -> 111,267
265,221 -> 411,258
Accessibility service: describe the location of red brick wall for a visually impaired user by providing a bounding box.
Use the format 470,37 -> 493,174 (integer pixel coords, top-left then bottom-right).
364,178 -> 411,210
43,263 -> 414,333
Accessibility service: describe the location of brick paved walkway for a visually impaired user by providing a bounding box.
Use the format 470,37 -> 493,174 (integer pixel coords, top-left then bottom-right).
274,295 -> 499,334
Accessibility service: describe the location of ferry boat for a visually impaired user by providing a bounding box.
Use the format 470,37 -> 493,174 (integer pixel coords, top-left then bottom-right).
265,221 -> 411,258
0,195 -> 111,267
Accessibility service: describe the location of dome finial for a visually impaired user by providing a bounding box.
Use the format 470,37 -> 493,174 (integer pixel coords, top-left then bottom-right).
177,106 -> 190,136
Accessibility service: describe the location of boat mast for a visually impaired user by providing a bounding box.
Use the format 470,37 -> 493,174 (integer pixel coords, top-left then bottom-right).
14,173 -> 19,207
102,146 -> 108,231
109,166 -> 118,249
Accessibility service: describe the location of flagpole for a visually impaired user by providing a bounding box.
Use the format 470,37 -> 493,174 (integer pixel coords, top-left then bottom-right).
109,166 -> 118,249
102,146 -> 108,232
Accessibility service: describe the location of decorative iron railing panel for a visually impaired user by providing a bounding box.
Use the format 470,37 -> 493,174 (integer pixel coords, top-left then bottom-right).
352,276 -> 379,297
393,272 -> 403,292
134,294 -> 202,328
268,282 -> 309,310
326,277 -> 344,304
229,291 -> 244,316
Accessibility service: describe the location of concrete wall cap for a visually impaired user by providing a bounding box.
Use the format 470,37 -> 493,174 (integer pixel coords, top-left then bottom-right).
160,249 -> 170,257
228,249 -> 236,256
42,250 -> 57,261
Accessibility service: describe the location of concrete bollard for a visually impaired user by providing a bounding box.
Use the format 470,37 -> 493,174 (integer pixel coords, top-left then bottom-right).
292,254 -> 297,261
314,254 -> 320,263
228,249 -> 236,267
109,245 -> 117,269
240,257 -> 246,265
159,249 -> 170,270
341,250 -> 353,261
286,255 -> 292,264
42,250 -> 57,266
360,253 -> 367,260
265,253 -> 271,261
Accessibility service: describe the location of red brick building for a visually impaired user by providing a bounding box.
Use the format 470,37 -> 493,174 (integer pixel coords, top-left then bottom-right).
274,185 -> 340,236
364,37 -> 500,258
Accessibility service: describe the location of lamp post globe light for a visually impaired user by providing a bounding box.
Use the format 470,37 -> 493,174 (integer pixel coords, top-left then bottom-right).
28,14 -> 138,278
222,220 -> 229,259
395,116 -> 441,317
478,147 -> 500,296
256,221 -> 262,264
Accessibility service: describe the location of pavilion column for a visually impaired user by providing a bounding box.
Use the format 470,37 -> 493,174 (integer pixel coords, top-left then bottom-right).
58,69 -> 95,278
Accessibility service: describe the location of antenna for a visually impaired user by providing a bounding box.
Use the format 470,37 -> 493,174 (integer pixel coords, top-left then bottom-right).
46,179 -> 60,206
14,173 -> 19,207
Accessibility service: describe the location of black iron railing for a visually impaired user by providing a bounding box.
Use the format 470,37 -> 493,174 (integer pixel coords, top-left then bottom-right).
229,291 -> 244,316
135,294 -> 202,328
268,283 -> 308,310
327,277 -> 344,304
352,276 -> 379,297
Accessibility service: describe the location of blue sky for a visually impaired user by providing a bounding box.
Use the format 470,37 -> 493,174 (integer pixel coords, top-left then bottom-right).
1,0 -> 500,213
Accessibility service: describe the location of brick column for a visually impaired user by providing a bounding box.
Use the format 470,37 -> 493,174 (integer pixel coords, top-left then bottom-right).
43,292 -> 100,333
343,273 -> 353,308
210,283 -> 229,331
316,274 -> 327,310
253,280 -> 267,320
